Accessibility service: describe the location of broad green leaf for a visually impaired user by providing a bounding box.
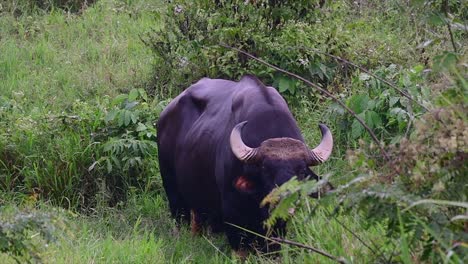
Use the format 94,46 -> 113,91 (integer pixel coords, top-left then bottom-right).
112,94 -> 128,106
319,63 -> 329,79
389,96 -> 400,107
124,110 -> 132,126
104,109 -> 118,124
367,99 -> 376,110
351,118 -> 364,139
347,94 -> 369,114
278,77 -> 291,93
366,111 -> 382,129
118,110 -> 125,126
130,112 -> 138,124
400,97 -> 410,108
138,88 -> 148,101
390,107 -> 407,119
128,89 -> 139,102
136,123 -> 147,132
125,101 -> 139,110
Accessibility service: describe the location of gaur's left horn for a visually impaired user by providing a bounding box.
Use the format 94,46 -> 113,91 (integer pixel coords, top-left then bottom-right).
307,124 -> 333,166
230,121 -> 259,162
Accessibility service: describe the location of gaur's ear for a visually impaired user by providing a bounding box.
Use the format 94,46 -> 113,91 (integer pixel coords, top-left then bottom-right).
234,175 -> 255,192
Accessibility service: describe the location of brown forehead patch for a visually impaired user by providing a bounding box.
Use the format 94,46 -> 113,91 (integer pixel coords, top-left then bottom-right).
258,138 -> 310,160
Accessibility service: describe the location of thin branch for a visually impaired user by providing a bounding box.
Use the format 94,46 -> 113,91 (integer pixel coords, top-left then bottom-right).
295,46 -> 430,112
226,222 -> 346,263
447,23 -> 457,53
202,235 -> 230,260
442,0 -> 458,53
270,237 -> 347,264
219,43 -> 391,161
327,210 -> 380,256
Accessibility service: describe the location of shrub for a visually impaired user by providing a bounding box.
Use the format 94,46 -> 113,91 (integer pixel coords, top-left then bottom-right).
146,0 -> 352,99
0,90 -> 163,209
264,55 -> 467,262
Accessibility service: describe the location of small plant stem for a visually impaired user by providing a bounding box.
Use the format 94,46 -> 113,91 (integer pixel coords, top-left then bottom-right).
220,43 -> 391,161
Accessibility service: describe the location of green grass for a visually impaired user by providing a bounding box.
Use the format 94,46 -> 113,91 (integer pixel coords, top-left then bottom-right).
1,193 -> 389,263
0,0 -> 159,111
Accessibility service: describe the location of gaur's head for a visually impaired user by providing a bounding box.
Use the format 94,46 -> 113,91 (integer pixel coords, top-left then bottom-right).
229,121 -> 333,250
230,121 -> 333,197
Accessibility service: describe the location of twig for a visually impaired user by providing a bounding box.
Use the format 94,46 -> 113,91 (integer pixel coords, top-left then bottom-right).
219,43 -> 391,161
270,237 -> 347,264
295,46 -> 430,112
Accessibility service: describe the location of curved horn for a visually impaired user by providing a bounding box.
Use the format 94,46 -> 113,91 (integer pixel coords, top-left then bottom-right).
230,121 -> 259,162
308,124 -> 333,166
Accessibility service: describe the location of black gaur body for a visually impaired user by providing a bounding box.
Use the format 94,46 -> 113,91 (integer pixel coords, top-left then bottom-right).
157,75 -> 333,252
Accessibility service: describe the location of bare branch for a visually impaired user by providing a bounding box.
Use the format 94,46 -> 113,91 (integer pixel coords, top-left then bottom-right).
442,0 -> 458,53
324,207 -> 390,262
296,46 -> 430,112
219,43 -> 391,161
227,222 -> 346,263
270,237 -> 347,264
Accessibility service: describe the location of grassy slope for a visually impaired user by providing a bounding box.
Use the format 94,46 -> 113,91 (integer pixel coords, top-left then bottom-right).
2,194 -> 388,263
0,0 -> 157,111
0,0 -> 433,263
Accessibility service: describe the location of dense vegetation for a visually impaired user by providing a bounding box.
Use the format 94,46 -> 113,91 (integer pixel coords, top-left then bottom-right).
0,0 -> 466,262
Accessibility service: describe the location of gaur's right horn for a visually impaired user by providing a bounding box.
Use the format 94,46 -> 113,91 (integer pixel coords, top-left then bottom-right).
230,121 -> 259,163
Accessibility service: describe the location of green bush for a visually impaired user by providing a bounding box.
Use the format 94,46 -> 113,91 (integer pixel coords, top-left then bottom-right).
0,209 -> 59,263
0,90 -> 162,209
327,64 -> 431,147
146,0 -> 351,99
